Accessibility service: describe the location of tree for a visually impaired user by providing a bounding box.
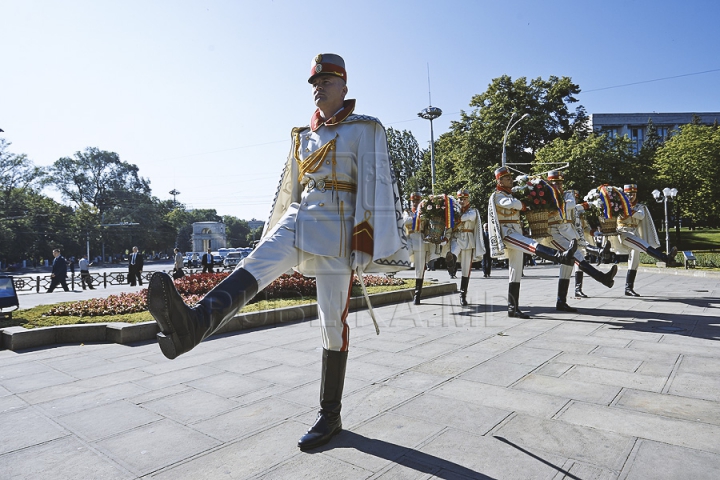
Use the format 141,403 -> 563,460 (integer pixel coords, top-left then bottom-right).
534,132 -> 637,200
386,127 -> 424,207
0,139 -> 44,200
223,215 -> 251,247
45,147 -> 151,217
416,75 -> 588,213
654,124 -> 720,226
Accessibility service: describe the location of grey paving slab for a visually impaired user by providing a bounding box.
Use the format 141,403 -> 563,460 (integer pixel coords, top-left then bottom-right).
0,368 -> 78,394
341,384 -> 421,429
559,401 -> 720,456
393,393 -> 511,436
411,428 -> 569,479
562,365 -> 668,392
186,371 -> 273,399
0,393 -> 27,413
95,418 -> 221,476
493,413 -> 634,471
323,412 -> 446,473
36,381 -> 149,417
0,406 -> 69,454
0,436 -> 134,480
56,399 -> 162,441
17,367 -> 150,405
459,359 -> 537,387
513,373 -> 621,405
666,371 -> 720,402
265,450 -> 372,479
192,396 -> 309,442
620,439 -> 720,480
132,364 -> 224,390
551,352 -> 643,372
615,388 -> 720,425
142,388 -> 239,424
432,378 -> 568,418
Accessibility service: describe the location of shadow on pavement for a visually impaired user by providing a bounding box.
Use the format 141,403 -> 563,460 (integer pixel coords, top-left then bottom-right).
310,430 -> 496,479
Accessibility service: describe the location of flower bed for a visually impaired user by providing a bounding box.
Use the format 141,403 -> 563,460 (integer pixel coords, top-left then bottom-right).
45,271 -> 406,317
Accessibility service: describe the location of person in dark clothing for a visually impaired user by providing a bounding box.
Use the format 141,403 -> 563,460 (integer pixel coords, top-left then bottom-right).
47,249 -> 69,293
482,223 -> 492,278
128,246 -> 144,286
201,248 -> 215,273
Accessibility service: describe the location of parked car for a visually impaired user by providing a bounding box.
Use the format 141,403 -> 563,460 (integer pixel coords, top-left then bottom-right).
184,252 -> 200,268
213,254 -> 223,266
222,251 -> 247,269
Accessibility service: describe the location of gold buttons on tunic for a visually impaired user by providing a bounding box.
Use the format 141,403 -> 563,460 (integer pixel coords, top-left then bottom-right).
319,203 -> 325,207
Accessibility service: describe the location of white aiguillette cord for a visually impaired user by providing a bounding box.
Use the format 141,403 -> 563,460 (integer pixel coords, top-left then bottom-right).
355,268 -> 380,335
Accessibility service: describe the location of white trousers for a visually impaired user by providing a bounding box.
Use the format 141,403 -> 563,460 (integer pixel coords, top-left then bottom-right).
458,248 -> 474,277
502,232 -> 542,283
618,232 -> 651,270
412,244 -> 428,279
240,210 -> 353,351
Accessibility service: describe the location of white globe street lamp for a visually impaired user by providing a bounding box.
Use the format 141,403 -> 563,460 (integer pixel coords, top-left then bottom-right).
501,113 -> 530,167
652,187 -> 679,257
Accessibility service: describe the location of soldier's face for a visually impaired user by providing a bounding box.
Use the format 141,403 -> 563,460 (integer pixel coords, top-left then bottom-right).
628,192 -> 637,203
459,196 -> 469,206
312,75 -> 347,110
498,175 -> 512,188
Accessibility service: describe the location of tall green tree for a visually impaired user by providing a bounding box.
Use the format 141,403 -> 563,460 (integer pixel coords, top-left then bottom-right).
654,123 -> 720,226
386,127 -> 424,208
45,147 -> 151,217
421,74 -> 588,212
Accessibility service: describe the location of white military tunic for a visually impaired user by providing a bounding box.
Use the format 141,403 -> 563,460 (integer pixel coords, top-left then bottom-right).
242,101 -> 409,351
451,207 -> 485,277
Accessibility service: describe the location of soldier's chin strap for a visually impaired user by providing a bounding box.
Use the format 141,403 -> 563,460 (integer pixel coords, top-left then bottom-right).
355,266 -> 380,335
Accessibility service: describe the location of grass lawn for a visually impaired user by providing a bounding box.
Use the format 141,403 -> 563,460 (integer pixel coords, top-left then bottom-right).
1,280 -> 416,330
661,227 -> 720,251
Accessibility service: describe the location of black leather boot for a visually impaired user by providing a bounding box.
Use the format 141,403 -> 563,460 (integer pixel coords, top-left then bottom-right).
577,261 -> 617,288
298,349 -> 348,451
556,278 -> 578,312
459,276 -> 469,306
534,239 -> 577,266
625,269 -> 640,296
507,282 -> 530,318
574,271 -> 588,298
413,278 -> 423,305
646,246 -> 678,264
148,268 -> 259,360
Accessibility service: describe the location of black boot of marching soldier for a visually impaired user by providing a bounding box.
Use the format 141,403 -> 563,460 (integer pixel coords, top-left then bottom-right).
625,269 -> 640,297
508,282 -> 530,318
413,278 -> 423,305
298,349 -> 348,451
575,271 -> 588,298
556,278 -> 578,312
459,276 -> 470,306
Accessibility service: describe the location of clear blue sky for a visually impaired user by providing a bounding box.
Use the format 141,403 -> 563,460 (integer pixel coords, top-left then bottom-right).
3,0 -> 719,221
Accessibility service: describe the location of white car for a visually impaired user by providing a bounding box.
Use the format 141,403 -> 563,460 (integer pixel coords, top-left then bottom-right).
223,251 -> 247,269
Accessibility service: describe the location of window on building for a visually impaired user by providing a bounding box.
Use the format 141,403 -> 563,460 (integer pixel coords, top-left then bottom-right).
630,127 -> 644,153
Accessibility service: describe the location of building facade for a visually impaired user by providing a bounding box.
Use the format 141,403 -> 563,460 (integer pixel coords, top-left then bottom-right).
589,112 -> 720,153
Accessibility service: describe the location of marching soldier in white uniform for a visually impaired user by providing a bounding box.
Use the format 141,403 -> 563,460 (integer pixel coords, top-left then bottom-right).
543,171 -> 617,312
403,192 -> 439,304
146,54 -> 409,451
609,184 -> 677,296
451,189 -> 485,306
571,190 -> 609,297
488,167 -> 577,318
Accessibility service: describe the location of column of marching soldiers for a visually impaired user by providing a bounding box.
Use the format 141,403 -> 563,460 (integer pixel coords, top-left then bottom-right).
403,166 -> 678,317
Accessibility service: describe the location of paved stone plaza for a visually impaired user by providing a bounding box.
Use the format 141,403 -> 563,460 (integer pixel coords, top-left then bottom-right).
1,265 -> 719,479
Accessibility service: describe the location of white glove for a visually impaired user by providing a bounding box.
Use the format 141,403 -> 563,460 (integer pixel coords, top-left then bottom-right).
350,251 -> 371,273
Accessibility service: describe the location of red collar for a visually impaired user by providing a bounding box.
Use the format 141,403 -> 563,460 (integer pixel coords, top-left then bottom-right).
310,99 -> 356,131
497,185 -> 512,194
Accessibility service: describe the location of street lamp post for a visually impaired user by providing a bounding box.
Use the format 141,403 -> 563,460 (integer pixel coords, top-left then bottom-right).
418,106 -> 442,194
652,187 -> 678,257
501,112 -> 530,167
